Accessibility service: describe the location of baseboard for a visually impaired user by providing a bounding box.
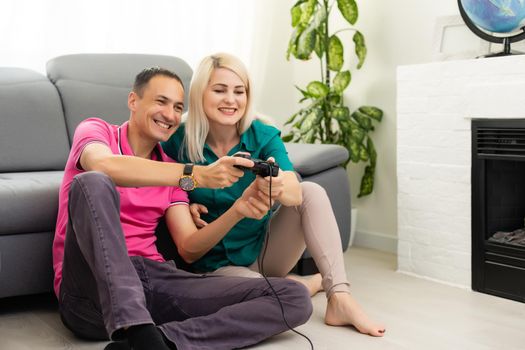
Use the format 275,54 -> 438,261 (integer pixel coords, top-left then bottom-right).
396,270 -> 470,290
353,230 -> 397,254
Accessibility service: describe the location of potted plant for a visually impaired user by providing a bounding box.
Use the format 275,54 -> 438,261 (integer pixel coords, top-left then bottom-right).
283,0 -> 383,197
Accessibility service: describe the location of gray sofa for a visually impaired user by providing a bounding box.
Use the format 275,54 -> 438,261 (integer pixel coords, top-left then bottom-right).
0,54 -> 351,299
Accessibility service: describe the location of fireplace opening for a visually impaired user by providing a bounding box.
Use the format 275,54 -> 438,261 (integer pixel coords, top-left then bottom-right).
472,119 -> 525,303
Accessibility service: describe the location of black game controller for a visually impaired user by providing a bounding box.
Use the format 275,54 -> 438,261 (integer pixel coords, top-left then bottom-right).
233,153 -> 279,177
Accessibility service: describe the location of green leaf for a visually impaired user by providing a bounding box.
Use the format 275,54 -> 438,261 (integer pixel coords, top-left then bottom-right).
299,0 -> 317,26
291,98 -> 324,119
359,145 -> 369,161
367,137 -> 377,166
286,27 -> 302,60
350,125 -> 365,144
284,111 -> 300,126
338,121 -> 353,143
296,27 -> 317,60
358,165 -> 374,197
304,129 -> 316,143
337,0 -> 358,25
327,94 -> 341,106
329,106 -> 350,121
300,108 -> 323,134
359,106 -> 383,121
310,4 -> 327,28
306,81 -> 329,98
314,30 -> 324,59
352,110 -> 373,131
293,111 -> 309,129
291,104 -> 319,128
293,121 -> 306,131
332,70 -> 351,94
353,31 -> 367,69
282,133 -> 294,142
349,141 -> 360,162
295,85 -> 314,99
291,5 -> 302,27
328,35 -> 344,71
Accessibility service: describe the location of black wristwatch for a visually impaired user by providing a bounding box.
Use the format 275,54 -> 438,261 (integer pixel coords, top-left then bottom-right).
179,163 -> 197,191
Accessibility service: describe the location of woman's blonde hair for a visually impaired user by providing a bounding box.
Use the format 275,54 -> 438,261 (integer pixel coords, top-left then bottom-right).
183,53 -> 255,163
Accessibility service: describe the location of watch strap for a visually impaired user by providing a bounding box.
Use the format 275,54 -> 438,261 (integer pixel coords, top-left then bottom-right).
183,163 -> 194,176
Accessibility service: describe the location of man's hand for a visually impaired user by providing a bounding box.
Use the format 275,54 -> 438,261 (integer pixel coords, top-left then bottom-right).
254,157 -> 284,200
233,182 -> 273,220
189,203 -> 209,228
193,156 -> 254,189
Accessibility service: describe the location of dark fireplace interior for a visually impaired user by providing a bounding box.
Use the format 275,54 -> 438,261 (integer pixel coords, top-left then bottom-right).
472,119 -> 525,303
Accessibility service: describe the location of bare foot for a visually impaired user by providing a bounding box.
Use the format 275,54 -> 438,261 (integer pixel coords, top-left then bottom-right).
325,292 -> 385,337
286,273 -> 323,297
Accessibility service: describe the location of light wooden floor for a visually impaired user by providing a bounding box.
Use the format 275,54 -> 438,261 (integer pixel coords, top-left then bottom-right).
1,247 -> 524,350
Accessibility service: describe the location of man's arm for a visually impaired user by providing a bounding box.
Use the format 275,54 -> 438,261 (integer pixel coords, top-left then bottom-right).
165,182 -> 272,263
79,143 -> 254,188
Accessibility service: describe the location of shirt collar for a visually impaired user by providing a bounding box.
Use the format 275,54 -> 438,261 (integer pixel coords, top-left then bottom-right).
117,121 -> 162,161
202,128 -> 255,159
239,128 -> 256,152
117,121 -> 132,156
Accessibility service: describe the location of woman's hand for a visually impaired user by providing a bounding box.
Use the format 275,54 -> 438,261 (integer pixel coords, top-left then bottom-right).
189,203 -> 209,228
254,157 -> 284,200
194,156 -> 254,189
233,182 -> 274,220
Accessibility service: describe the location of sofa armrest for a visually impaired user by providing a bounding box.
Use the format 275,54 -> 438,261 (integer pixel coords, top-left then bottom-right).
284,143 -> 349,176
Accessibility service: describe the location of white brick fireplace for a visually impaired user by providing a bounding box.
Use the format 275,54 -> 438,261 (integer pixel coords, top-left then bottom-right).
397,55 -> 525,288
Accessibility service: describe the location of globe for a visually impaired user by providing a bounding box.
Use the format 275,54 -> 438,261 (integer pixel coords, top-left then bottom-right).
461,0 -> 525,33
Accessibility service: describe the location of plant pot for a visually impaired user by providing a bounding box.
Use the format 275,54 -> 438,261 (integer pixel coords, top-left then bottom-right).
349,208 -> 358,248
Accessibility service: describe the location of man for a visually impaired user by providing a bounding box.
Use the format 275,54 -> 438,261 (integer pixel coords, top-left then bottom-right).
53,67 -> 312,350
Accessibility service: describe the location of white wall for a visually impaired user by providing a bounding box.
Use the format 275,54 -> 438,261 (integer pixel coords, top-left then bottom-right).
0,0 -> 257,73
253,0 -> 463,252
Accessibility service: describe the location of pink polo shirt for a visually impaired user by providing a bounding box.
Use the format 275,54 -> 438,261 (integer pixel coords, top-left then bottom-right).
52,118 -> 188,297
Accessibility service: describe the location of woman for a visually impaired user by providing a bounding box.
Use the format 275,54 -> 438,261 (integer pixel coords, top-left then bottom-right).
162,53 -> 385,337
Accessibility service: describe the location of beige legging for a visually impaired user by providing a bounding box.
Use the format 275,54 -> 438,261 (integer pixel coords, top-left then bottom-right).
211,181 -> 350,298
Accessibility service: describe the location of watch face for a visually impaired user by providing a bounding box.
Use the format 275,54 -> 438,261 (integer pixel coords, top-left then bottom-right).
180,176 -> 195,191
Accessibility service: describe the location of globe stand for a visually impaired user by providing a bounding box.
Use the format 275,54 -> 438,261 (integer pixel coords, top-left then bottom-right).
458,0 -> 525,58
485,36 -> 524,57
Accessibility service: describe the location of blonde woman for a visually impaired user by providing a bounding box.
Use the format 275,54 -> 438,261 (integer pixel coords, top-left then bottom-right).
162,53 -> 385,337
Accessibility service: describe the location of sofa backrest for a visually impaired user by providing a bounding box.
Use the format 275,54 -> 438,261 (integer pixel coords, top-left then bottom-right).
46,54 -> 193,143
0,68 -> 70,172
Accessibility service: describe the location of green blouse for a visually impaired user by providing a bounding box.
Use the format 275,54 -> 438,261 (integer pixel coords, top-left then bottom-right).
161,120 -> 294,272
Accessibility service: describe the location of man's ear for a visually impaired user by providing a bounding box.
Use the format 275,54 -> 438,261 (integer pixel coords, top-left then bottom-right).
128,91 -> 138,111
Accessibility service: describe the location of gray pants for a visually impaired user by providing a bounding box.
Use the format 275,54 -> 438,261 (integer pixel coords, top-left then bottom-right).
59,171 -> 312,350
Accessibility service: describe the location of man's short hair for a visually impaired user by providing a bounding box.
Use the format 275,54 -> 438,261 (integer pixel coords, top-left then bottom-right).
133,67 -> 184,97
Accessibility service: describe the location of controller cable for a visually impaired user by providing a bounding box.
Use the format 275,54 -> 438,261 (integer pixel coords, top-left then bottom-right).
257,163 -> 314,350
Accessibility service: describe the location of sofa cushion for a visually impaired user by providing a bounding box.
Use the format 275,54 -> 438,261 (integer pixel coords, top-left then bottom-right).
285,143 -> 349,176
0,231 -> 54,298
0,68 -> 70,172
0,171 -> 63,235
47,54 -> 193,143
